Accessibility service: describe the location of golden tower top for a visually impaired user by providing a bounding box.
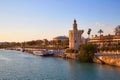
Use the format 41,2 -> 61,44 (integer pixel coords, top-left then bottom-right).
73,19 -> 77,30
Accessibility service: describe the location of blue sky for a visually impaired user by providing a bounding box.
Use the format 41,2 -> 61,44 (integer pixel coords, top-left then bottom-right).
0,0 -> 120,42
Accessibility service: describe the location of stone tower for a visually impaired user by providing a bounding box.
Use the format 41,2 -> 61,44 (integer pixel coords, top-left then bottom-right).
69,19 -> 84,50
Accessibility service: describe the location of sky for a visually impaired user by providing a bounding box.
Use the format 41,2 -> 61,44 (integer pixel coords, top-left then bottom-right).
0,0 -> 120,42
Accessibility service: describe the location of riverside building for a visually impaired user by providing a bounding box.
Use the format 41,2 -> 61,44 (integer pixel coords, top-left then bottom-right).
53,36 -> 68,41
69,19 -> 84,50
88,34 -> 120,54
88,35 -> 120,48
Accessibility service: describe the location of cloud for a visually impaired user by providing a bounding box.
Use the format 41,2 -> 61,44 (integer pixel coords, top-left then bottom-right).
109,28 -> 114,33
104,28 -> 114,35
95,22 -> 105,27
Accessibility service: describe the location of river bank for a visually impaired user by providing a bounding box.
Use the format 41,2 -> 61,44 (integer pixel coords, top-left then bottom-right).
54,52 -> 120,67
17,49 -> 120,67
93,54 -> 120,67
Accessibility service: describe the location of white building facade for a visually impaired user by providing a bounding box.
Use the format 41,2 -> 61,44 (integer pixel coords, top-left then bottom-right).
69,19 -> 84,50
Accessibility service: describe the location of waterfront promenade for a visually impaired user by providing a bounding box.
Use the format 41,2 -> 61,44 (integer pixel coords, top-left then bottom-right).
4,48 -> 120,67
95,53 -> 120,57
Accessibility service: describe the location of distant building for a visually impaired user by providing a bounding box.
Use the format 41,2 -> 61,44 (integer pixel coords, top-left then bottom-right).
81,37 -> 88,44
52,36 -> 69,48
88,35 -> 120,48
69,19 -> 84,50
53,36 -> 68,41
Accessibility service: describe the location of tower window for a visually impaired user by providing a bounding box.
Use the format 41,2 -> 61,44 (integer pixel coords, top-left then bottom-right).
75,40 -> 76,43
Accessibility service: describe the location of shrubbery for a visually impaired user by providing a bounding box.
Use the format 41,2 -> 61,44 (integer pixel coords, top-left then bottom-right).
65,49 -> 78,53
78,44 -> 97,62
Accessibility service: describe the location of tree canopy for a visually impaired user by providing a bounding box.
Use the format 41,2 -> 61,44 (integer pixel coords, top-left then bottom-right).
78,44 -> 97,62
115,25 -> 120,35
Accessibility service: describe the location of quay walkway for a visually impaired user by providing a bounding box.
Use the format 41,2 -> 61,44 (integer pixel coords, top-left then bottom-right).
95,53 -> 120,57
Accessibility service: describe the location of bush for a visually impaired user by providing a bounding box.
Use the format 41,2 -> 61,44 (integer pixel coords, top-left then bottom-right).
78,44 -> 97,62
66,49 -> 78,53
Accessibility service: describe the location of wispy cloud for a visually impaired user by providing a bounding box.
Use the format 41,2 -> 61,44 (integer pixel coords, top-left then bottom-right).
104,28 -> 114,35
95,22 -> 105,27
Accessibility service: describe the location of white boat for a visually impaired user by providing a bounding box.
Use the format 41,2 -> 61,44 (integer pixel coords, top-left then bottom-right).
33,51 -> 45,56
33,50 -> 54,56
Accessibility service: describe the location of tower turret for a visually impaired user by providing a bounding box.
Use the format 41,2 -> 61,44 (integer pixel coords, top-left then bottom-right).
73,19 -> 77,30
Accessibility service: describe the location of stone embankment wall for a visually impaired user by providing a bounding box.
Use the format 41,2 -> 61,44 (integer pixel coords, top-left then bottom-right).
54,53 -> 77,59
94,55 -> 120,67
64,53 -> 77,59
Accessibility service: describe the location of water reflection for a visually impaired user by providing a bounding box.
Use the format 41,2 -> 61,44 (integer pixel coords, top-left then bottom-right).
67,59 -> 120,80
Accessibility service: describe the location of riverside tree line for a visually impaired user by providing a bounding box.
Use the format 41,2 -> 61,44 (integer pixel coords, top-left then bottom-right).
0,39 -> 69,49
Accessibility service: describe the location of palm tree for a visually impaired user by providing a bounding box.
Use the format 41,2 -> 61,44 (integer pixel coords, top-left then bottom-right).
115,25 -> 120,35
81,30 -> 84,34
98,29 -> 103,36
87,28 -> 92,38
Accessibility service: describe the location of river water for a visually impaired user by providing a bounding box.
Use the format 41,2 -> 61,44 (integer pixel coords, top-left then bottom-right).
0,50 -> 120,80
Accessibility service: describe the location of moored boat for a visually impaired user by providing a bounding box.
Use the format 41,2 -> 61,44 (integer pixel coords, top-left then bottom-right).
33,50 -> 45,56
33,50 -> 54,56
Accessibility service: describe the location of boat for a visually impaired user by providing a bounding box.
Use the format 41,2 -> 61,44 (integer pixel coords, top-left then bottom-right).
33,50 -> 45,56
33,50 -> 54,56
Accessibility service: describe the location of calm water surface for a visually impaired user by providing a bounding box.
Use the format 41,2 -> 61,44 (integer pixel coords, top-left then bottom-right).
0,50 -> 120,80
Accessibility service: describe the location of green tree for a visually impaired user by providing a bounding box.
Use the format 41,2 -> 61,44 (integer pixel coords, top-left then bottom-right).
78,44 -> 97,62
